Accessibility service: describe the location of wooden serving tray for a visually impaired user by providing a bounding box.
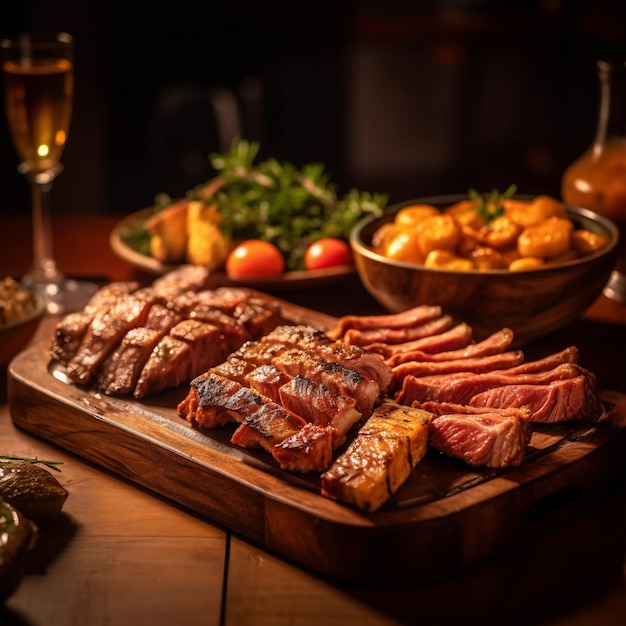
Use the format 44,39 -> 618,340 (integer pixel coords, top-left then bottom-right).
7,299 -> 626,587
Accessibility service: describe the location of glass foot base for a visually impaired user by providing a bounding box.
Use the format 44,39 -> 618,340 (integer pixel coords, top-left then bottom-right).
603,270 -> 626,304
23,275 -> 99,315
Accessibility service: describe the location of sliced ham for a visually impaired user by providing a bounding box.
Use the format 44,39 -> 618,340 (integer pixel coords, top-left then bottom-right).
344,315 -> 453,348
368,322 -> 474,358
385,328 -> 515,367
427,407 -> 532,468
396,362 -> 585,406
469,375 -> 601,423
391,349 -> 525,382
326,305 -> 443,340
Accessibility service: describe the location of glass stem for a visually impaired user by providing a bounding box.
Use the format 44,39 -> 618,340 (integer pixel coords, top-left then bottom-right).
29,178 -> 62,285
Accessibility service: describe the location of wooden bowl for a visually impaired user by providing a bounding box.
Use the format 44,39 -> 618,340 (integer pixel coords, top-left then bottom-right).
0,290 -> 45,370
350,195 -> 619,346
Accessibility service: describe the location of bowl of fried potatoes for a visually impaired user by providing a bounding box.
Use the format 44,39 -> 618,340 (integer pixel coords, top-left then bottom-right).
0,277 -> 45,370
350,192 -> 619,345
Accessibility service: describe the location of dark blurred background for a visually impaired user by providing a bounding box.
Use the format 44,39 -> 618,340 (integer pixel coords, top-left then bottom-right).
1,0 -> 625,216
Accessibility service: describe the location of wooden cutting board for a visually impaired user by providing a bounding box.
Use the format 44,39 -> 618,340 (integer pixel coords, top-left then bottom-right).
7,298 -> 626,587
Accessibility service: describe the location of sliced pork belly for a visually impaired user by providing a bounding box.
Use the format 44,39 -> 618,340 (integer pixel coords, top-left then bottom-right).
65,288 -> 156,384
278,376 -> 361,447
396,362 -> 585,406
245,364 -> 291,402
326,305 -> 443,340
469,375 -> 601,423
262,324 -> 332,348
271,349 -> 380,415
386,328 -> 515,367
426,407 -> 532,468
178,373 -> 243,428
228,387 -> 306,449
272,423 -> 334,473
263,324 -> 393,392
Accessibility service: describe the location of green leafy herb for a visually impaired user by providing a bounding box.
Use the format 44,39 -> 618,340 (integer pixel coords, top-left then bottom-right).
202,138 -> 387,270
0,454 -> 64,472
125,138 -> 387,271
468,185 -> 517,224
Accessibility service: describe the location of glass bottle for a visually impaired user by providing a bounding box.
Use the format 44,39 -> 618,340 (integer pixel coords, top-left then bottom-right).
561,57 -> 626,303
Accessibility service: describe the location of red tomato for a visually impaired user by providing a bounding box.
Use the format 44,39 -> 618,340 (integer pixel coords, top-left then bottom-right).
226,240 -> 285,278
304,238 -> 352,270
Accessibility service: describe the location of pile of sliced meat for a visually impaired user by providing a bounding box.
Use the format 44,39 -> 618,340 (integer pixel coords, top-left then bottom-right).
177,323 -> 394,474
327,305 -> 603,469
49,268 -> 605,511
49,266 -> 285,398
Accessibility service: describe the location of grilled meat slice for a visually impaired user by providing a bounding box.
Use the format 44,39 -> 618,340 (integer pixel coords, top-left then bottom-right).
386,328 -> 516,367
271,349 -> 380,415
344,315 -> 453,349
211,356 -> 255,386
263,324 -> 393,392
469,375 -> 602,423
327,305 -> 443,339
396,362 -> 585,406
50,281 -> 140,364
232,297 -> 285,339
391,350 -> 525,382
65,288 -> 156,384
134,320 -> 230,398
151,264 -> 212,296
134,336 -> 197,398
245,364 -> 291,403
97,327 -> 164,395
278,375 -> 361,447
226,388 -> 306,449
370,322 -> 474,358
179,373 -> 243,428
272,423 -> 334,473
320,401 -> 433,512
262,324 -> 332,348
421,403 -> 532,468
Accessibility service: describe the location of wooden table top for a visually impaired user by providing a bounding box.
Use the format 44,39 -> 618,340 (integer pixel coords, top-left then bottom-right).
0,213 -> 625,625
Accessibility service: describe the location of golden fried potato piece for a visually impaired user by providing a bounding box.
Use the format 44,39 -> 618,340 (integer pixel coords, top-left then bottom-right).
145,198 -> 189,262
186,201 -> 231,268
518,216 -> 573,259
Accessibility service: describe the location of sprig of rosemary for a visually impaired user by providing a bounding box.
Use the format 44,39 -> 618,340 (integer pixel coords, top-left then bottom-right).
468,184 -> 517,224
0,454 -> 64,472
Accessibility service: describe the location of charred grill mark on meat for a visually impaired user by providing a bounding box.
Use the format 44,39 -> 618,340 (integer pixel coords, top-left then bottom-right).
50,267 -> 288,398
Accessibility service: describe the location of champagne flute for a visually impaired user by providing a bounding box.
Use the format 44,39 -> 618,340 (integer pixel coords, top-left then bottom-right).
1,32 -> 97,314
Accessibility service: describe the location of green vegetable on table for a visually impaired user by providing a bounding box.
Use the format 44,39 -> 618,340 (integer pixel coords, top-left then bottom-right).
121,138 -> 388,271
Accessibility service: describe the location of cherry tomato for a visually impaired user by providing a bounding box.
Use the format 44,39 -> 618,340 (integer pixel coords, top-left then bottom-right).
304,238 -> 352,270
225,240 -> 285,278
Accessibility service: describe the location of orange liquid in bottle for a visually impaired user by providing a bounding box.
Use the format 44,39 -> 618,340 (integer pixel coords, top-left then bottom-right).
562,59 -> 626,294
